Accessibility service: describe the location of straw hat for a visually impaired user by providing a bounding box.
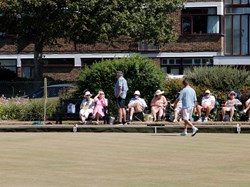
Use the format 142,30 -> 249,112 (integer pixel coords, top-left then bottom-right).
155,90 -> 164,96
84,91 -> 92,97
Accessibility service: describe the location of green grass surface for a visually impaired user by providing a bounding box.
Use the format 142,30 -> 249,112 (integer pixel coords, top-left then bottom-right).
0,133 -> 250,187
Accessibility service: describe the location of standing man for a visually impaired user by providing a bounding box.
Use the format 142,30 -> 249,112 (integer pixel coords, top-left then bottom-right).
114,71 -> 128,125
174,79 -> 198,136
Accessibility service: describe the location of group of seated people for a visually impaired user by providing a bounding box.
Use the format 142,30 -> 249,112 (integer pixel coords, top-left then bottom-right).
79,90 -> 108,124
79,89 -> 250,124
174,90 -> 249,122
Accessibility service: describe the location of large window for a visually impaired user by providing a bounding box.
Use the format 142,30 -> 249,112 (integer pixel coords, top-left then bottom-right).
161,58 -> 213,75
0,59 -> 17,73
181,8 -> 221,34
225,0 -> 250,4
81,58 -> 112,67
21,59 -> 34,78
43,58 -> 74,67
225,2 -> 250,55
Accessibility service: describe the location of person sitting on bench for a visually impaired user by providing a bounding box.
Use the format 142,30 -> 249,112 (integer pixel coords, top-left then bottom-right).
79,91 -> 95,124
127,90 -> 147,122
93,90 -> 108,125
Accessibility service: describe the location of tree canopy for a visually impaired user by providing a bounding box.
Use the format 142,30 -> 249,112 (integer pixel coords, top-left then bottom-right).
1,0 -> 184,80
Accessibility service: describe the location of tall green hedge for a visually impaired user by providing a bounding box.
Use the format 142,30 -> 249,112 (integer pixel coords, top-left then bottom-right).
77,55 -> 166,115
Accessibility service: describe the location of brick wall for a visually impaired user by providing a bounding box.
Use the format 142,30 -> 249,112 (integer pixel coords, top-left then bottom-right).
42,67 -> 82,81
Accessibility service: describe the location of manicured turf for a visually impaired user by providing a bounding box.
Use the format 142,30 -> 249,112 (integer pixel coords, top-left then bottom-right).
0,133 -> 250,187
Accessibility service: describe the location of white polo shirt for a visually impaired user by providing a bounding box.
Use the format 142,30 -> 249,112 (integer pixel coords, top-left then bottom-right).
202,95 -> 215,107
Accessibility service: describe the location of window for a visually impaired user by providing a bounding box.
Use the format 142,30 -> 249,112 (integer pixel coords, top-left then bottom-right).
81,58 -> 111,67
0,59 -> 17,73
225,0 -> 250,4
161,58 -> 213,75
21,59 -> 34,78
181,8 -> 221,34
225,3 -> 250,55
43,58 -> 74,67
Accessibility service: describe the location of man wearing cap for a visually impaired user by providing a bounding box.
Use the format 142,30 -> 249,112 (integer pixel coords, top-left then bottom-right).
79,91 -> 95,124
128,90 -> 147,122
114,71 -> 129,125
197,90 -> 216,122
221,91 -> 242,122
174,79 -> 198,136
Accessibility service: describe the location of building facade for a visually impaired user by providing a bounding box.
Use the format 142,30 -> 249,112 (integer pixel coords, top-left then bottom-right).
0,0 -> 249,81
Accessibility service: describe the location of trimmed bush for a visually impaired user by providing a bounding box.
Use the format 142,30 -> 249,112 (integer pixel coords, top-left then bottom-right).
0,98 -> 58,121
185,66 -> 250,92
77,55 -> 166,115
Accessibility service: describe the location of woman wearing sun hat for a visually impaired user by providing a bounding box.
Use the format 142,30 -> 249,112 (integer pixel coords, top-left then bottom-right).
93,90 -> 108,125
221,91 -> 242,122
79,91 -> 95,124
150,90 -> 168,121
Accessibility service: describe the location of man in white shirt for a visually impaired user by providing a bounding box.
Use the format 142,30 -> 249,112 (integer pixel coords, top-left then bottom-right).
197,90 -> 215,122
128,90 -> 147,121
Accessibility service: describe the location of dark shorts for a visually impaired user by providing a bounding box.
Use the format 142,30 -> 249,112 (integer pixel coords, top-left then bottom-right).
117,97 -> 126,108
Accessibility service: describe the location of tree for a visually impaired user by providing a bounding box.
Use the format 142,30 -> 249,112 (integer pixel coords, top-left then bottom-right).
1,0 -> 183,82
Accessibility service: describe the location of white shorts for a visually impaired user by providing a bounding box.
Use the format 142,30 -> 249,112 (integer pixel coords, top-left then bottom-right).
79,108 -> 93,118
182,107 -> 193,120
225,106 -> 235,112
174,107 -> 182,113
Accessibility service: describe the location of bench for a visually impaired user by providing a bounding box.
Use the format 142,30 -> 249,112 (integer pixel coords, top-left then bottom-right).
55,98 -> 82,124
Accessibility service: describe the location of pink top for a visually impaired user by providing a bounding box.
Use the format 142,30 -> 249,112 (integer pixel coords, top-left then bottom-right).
93,97 -> 107,117
151,95 -> 167,108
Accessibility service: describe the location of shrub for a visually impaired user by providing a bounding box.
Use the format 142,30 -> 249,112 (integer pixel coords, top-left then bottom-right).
0,98 -> 58,121
185,66 -> 250,93
77,55 -> 166,115
21,98 -> 58,121
164,79 -> 183,102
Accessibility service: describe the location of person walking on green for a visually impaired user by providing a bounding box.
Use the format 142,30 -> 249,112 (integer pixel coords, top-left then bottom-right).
174,79 -> 198,136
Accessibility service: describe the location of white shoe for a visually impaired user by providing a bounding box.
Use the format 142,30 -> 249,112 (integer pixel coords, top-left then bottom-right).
192,127 -> 199,137
243,109 -> 247,113
203,118 -> 208,122
173,119 -> 177,123
197,118 -> 202,122
180,131 -> 188,136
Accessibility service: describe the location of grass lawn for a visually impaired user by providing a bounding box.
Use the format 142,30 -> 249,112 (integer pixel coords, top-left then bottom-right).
0,133 -> 249,187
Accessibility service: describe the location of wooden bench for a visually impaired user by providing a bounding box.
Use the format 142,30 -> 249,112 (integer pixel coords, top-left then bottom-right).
55,98 -> 82,124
